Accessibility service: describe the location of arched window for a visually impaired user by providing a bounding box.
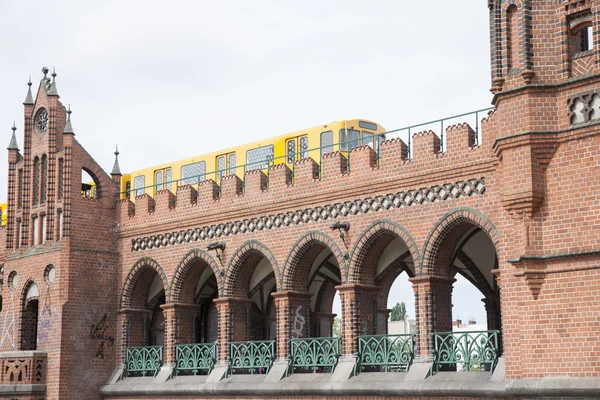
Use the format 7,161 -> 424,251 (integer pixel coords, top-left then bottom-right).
17,168 -> 23,209
58,158 -> 64,200
33,157 -> 40,206
41,155 -> 47,204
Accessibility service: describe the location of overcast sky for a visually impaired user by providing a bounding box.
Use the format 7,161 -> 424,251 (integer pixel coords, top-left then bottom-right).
0,1 -> 492,324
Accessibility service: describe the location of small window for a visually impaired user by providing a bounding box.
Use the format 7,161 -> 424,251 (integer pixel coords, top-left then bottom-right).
339,129 -> 360,152
300,136 -> 308,159
569,14 -> 594,57
133,175 -> 145,196
125,181 -> 131,199
320,130 -> 333,155
32,216 -> 39,245
165,169 -> 172,190
17,169 -> 23,209
41,215 -> 47,244
155,170 -> 163,190
358,121 -> 377,131
246,145 -> 274,171
287,139 -> 296,163
57,159 -> 64,201
181,161 -> 206,185
580,26 -> 593,52
217,155 -> 226,179
228,154 -> 236,175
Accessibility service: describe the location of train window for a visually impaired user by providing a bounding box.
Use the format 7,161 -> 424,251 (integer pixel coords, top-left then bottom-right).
320,131 -> 333,155
133,175 -> 145,196
339,129 -> 360,152
300,136 -> 308,159
358,121 -> 377,131
165,169 -> 172,190
154,168 -> 172,191
217,156 -> 226,179
181,161 -> 206,185
125,181 -> 131,199
287,139 -> 295,163
229,154 -> 236,175
246,145 -> 274,171
155,170 -> 163,190
363,131 -> 374,148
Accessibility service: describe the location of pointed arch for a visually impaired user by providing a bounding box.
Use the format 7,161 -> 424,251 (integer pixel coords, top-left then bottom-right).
348,219 -> 421,284
420,207 -> 499,276
120,257 -> 168,308
224,240 -> 280,297
20,278 -> 39,305
169,248 -> 223,302
282,230 -> 346,291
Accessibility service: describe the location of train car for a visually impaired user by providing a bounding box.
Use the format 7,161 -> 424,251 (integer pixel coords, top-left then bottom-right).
0,203 -> 6,226
120,118 -> 385,199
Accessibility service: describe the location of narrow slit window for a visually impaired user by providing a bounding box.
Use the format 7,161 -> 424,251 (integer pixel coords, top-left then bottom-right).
58,159 -> 64,201
33,157 -> 40,206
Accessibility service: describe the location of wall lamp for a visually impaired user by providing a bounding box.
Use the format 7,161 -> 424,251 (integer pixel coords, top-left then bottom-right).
207,241 -> 226,266
330,221 -> 350,249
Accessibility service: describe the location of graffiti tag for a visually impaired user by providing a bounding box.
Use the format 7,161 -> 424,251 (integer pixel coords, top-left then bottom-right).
291,305 -> 305,338
90,314 -> 115,359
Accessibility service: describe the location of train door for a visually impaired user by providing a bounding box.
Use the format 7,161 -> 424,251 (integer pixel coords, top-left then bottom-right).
216,152 -> 236,181
359,121 -> 384,153
285,135 -> 308,165
154,167 -> 172,194
320,130 -> 334,159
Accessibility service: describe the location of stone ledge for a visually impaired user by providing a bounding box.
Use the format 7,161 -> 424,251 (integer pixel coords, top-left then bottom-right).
0,383 -> 46,394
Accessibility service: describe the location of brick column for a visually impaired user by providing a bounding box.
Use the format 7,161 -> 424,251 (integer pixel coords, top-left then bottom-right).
337,284 -> 379,356
272,291 -> 312,360
213,297 -> 253,362
376,308 -> 391,334
161,303 -> 201,366
408,275 -> 454,360
116,308 -> 151,363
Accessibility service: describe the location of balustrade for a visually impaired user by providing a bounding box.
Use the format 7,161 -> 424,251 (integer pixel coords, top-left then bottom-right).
125,345 -> 163,377
288,337 -> 340,374
432,330 -> 500,374
174,343 -> 216,376
229,340 -> 275,375
356,334 -> 414,373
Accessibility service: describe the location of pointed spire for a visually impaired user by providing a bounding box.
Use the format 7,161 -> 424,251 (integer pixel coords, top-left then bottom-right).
47,67 -> 59,96
7,122 -> 19,151
63,104 -> 74,134
111,146 -> 122,175
23,77 -> 34,105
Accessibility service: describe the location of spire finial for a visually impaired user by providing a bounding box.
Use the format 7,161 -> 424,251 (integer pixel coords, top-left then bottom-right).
42,67 -> 49,79
48,66 -> 59,96
111,145 -> 122,175
24,77 -> 34,105
63,104 -> 74,134
8,122 -> 19,151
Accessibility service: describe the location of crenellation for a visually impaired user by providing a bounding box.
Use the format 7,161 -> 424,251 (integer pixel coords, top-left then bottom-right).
134,193 -> 155,215
197,179 -> 219,204
219,174 -> 243,200
267,163 -> 292,191
412,130 -> 441,160
445,123 -> 477,154
348,145 -> 376,173
155,189 -> 175,212
243,169 -> 267,196
379,137 -> 409,166
175,184 -> 197,209
292,157 -> 319,185
117,198 -> 134,220
321,151 -> 348,179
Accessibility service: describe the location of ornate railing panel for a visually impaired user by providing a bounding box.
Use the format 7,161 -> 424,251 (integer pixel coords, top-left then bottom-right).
432,330 -> 500,374
289,337 -> 340,374
0,351 -> 46,384
174,343 -> 216,376
229,340 -> 275,375
125,345 -> 163,377
357,334 -> 414,373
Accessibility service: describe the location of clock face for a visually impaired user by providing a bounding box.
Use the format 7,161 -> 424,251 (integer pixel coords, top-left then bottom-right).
35,108 -> 48,134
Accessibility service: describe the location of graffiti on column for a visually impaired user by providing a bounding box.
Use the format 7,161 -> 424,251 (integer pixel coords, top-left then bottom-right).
291,305 -> 305,338
90,313 -> 115,359
0,290 -> 16,348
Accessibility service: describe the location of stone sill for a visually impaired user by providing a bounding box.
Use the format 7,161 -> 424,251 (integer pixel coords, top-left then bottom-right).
572,50 -> 595,60
0,383 -> 46,394
100,373 -> 600,398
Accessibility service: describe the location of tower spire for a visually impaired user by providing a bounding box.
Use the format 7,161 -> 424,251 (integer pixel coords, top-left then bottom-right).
7,122 -> 19,151
111,146 -> 122,175
63,104 -> 74,134
48,67 -> 59,96
23,76 -> 33,105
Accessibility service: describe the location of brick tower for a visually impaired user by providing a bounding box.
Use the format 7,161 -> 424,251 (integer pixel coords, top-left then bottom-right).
488,0 -> 600,380
1,68 -> 120,399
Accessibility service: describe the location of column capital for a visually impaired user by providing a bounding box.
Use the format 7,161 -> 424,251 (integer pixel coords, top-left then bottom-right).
160,302 -> 202,311
213,297 -> 254,306
271,291 -> 312,300
335,283 -> 379,293
408,275 -> 456,288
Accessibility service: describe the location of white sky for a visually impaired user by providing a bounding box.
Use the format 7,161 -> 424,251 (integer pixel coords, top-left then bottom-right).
1,1 -> 492,323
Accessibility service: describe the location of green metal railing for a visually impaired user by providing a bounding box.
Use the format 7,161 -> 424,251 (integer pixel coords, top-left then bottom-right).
174,343 -> 217,376
356,334 -> 414,373
229,340 -> 276,375
124,345 -> 163,377
122,107 -> 493,200
431,330 -> 500,374
288,337 -> 340,374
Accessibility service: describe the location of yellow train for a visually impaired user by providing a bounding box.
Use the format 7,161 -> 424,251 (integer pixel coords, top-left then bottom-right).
0,118 -> 385,225
119,118 -> 385,199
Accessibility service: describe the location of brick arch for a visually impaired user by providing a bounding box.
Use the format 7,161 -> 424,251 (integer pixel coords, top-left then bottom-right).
169,248 -> 223,303
420,207 -> 499,276
224,240 -> 280,297
375,257 -> 414,311
120,257 -> 168,309
81,156 -> 116,200
20,278 -> 39,306
282,230 -> 346,291
348,219 -> 420,284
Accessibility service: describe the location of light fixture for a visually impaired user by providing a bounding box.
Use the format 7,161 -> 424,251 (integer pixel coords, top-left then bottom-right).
330,221 -> 350,248
207,242 -> 226,265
